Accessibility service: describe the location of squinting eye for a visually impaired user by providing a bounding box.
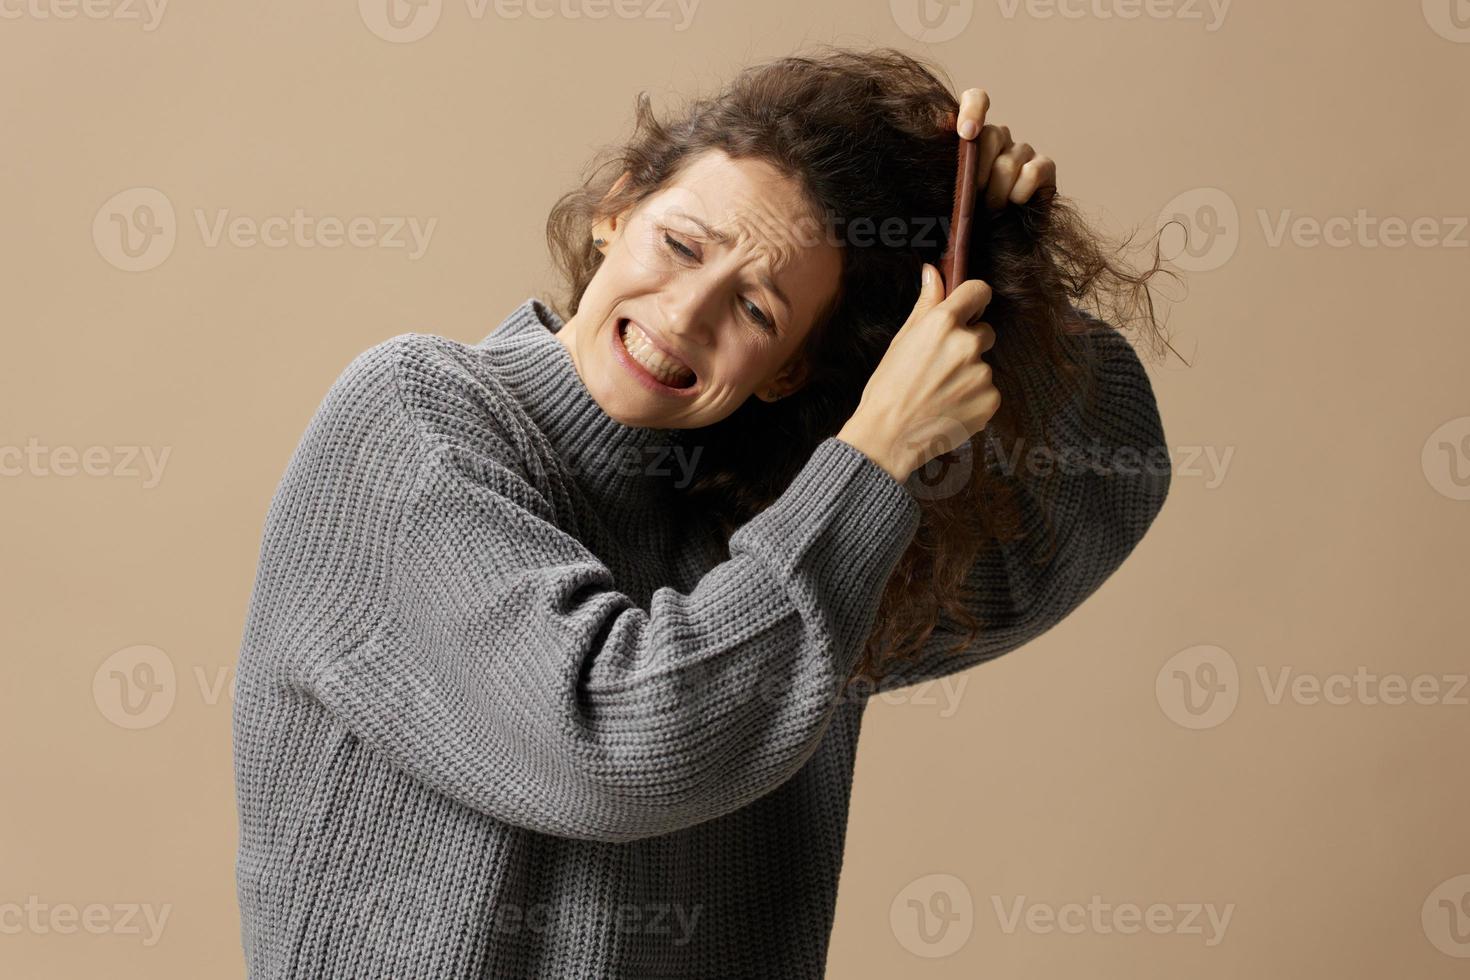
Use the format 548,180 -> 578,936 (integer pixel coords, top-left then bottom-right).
742,298 -> 773,330
662,233 -> 697,260
660,227 -> 774,332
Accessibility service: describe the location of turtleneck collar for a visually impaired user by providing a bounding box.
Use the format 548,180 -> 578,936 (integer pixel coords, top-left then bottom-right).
476,297 -> 695,516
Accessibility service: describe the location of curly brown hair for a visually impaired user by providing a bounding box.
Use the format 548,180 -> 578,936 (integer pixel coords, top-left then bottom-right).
543,44 -> 1178,689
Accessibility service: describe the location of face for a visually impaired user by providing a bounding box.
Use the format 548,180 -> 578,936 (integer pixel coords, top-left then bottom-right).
557,148 -> 843,430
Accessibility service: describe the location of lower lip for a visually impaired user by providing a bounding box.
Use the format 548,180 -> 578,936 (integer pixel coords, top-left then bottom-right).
610,319 -> 699,397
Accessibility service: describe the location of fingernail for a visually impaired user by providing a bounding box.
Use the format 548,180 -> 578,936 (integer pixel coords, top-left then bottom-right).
959,119 -> 978,140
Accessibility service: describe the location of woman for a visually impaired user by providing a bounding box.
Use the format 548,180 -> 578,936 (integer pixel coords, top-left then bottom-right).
233,46 -> 1172,979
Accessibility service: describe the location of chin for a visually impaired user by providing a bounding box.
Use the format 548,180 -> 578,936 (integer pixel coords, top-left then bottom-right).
591,372 -> 657,424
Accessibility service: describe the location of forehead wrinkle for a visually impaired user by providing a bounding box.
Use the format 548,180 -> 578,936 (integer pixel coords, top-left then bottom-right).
679,200 -> 805,315
730,226 -> 798,318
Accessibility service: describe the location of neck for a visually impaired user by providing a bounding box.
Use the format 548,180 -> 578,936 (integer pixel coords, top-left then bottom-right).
477,297 -> 698,520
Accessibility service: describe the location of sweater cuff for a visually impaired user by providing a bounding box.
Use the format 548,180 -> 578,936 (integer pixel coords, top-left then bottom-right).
728,436 -> 922,638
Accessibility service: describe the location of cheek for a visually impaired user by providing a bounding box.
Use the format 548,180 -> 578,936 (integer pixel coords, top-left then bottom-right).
584,251 -> 630,304
607,238 -> 663,287
710,342 -> 772,391
584,263 -> 653,326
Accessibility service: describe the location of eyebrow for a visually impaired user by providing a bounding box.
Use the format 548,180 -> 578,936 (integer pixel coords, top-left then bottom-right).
666,208 -> 792,320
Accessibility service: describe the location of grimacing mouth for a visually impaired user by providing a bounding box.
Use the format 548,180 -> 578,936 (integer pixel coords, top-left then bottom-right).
617,317 -> 698,389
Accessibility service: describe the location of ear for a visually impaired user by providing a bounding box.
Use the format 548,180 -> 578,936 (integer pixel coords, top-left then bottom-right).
592,171 -> 636,247
756,356 -> 810,402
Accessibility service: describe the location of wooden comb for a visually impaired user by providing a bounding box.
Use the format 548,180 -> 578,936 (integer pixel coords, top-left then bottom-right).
938,133 -> 981,300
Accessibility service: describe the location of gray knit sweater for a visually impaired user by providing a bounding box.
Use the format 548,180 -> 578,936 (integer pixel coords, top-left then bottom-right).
232,297 -> 1170,978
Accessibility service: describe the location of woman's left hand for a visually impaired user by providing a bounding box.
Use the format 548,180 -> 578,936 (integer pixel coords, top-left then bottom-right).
954,88 -> 1057,210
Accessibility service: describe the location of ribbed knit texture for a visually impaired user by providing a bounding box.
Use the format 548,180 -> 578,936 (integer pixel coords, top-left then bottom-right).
232,297 -> 1170,978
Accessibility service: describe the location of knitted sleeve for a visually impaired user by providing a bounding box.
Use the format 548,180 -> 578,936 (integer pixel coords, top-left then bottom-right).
861,318 -> 1172,696
296,341 -> 922,843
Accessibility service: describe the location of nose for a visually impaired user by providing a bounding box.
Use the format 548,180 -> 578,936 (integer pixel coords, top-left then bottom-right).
654,272 -> 720,348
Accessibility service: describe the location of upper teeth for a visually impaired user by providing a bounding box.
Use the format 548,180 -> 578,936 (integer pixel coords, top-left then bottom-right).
623,321 -> 693,385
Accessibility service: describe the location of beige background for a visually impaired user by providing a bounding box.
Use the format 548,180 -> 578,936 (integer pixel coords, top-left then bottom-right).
3,2 -> 1468,977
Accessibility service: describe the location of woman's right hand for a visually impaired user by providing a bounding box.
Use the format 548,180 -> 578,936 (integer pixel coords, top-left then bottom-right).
836,263 -> 1000,484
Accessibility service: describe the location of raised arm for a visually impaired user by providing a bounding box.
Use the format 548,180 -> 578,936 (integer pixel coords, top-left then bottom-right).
860,316 -> 1172,697
275,336 -> 922,843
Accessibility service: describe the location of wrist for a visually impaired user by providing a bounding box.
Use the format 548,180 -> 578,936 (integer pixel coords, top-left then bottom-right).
835,420 -> 911,485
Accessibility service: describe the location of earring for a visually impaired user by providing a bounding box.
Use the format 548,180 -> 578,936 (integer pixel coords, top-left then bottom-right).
593,237 -> 607,248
